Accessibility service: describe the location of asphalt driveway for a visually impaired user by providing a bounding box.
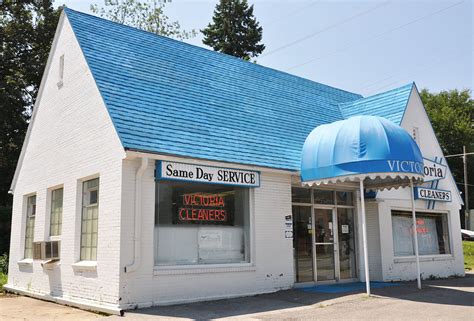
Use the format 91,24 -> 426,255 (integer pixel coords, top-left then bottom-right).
111,273 -> 474,320
1,273 -> 473,320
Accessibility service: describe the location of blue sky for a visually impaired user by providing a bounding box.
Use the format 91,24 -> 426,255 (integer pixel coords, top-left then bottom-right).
57,0 -> 473,96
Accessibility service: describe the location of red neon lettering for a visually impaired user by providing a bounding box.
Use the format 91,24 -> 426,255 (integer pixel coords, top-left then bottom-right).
184,194 -> 192,205
178,208 -> 227,222
179,208 -> 186,221
182,193 -> 225,207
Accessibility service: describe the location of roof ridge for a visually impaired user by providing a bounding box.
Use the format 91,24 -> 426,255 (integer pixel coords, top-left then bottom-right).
63,7 -> 362,100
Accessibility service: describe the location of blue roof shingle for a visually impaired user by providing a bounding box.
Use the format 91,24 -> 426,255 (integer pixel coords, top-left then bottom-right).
64,8 -> 413,171
339,83 -> 414,125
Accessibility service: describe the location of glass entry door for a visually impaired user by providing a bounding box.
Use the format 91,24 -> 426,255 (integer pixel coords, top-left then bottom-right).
337,209 -> 357,279
293,206 -> 313,283
314,208 -> 336,281
292,188 -> 357,284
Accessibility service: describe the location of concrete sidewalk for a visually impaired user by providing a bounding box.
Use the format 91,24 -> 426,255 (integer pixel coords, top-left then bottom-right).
111,273 -> 474,320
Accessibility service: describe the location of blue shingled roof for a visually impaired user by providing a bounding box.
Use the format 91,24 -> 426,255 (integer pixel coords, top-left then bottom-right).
339,83 -> 414,125
64,8 -> 413,171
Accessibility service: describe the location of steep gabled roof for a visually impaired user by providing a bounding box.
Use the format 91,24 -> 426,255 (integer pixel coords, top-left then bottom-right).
64,8 -> 412,171
64,8 -> 364,170
339,83 -> 413,125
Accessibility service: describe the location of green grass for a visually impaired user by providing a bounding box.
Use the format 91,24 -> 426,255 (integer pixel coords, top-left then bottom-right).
0,273 -> 7,292
463,241 -> 474,271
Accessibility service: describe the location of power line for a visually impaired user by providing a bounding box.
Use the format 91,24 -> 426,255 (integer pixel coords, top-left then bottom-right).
362,48 -> 473,95
265,1 -> 321,27
261,1 -> 390,57
355,33 -> 472,92
455,182 -> 474,188
285,0 -> 465,72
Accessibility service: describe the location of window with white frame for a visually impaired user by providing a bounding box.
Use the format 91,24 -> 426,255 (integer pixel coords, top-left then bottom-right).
391,211 -> 451,256
80,178 -> 99,261
24,195 -> 36,259
50,188 -> 63,236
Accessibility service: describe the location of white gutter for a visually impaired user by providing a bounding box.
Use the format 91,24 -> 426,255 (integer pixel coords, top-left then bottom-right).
124,157 -> 148,273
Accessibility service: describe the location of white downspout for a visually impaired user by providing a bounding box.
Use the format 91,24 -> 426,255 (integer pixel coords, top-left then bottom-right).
125,157 -> 148,273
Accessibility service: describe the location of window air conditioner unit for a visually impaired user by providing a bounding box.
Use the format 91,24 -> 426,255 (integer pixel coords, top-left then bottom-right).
33,241 -> 60,261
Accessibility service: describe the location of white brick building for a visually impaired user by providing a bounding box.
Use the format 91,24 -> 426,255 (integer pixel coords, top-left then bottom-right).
5,8 -> 464,315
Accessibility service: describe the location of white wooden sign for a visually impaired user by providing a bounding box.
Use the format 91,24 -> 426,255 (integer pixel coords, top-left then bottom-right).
157,161 -> 260,187
414,187 -> 452,202
423,158 -> 447,183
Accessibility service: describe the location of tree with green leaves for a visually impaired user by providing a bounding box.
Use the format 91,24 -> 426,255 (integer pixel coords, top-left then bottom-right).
420,88 -> 474,221
0,0 -> 61,255
202,0 -> 265,60
90,0 -> 196,40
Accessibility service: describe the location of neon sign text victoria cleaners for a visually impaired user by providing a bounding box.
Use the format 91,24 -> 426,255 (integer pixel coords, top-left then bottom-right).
178,193 -> 228,222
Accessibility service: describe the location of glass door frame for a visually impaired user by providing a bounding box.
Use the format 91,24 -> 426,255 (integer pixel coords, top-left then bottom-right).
292,186 -> 359,284
313,206 -> 339,282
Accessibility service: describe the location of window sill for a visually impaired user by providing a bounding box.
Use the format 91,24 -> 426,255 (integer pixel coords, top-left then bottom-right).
394,254 -> 454,264
153,263 -> 256,276
17,259 -> 33,266
41,259 -> 60,270
72,261 -> 97,271
49,236 -> 61,241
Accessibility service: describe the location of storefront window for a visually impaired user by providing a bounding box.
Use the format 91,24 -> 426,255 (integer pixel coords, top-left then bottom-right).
292,187 -> 311,203
391,211 -> 450,256
313,189 -> 334,205
336,191 -> 353,206
155,181 -> 250,266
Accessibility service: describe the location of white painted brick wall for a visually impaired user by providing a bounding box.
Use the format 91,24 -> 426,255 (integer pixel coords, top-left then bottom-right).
377,88 -> 464,280
119,158 -> 294,308
7,14 -> 125,309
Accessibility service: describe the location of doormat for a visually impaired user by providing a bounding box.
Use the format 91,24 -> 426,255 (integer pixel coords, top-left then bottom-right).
299,282 -> 400,294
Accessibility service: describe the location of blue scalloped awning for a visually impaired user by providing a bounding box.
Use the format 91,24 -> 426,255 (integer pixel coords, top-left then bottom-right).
301,116 -> 424,184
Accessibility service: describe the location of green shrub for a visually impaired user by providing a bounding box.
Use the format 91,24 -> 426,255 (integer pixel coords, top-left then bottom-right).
0,253 -> 8,275
464,241 -> 474,271
0,272 -> 7,291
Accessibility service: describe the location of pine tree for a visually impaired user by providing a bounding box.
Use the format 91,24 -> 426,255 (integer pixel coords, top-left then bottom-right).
202,0 -> 265,60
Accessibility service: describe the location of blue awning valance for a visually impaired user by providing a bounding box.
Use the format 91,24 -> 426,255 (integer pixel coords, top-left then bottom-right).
301,115 -> 424,188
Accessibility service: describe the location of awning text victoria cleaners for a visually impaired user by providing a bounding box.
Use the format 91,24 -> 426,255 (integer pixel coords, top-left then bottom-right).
156,160 -> 260,187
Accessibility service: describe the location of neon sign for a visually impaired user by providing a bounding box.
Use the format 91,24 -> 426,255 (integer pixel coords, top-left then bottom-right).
177,193 -> 231,224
